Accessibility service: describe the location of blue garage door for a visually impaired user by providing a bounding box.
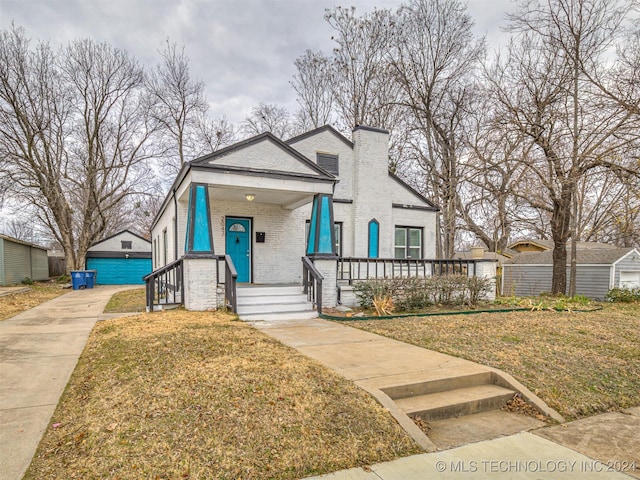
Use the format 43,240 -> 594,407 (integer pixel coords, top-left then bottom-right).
86,258 -> 152,285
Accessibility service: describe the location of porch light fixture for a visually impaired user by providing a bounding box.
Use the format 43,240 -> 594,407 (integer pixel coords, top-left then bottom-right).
245,193 -> 255,202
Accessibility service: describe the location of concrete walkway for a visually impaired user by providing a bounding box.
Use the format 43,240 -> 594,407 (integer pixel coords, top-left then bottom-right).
251,317 -> 639,480
1,295 -> 637,480
0,286 -> 136,480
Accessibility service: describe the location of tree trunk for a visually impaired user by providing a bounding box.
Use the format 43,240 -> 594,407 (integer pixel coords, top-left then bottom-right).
550,184 -> 573,294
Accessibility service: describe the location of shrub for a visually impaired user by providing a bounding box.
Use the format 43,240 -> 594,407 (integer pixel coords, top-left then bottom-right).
352,274 -> 493,312
352,278 -> 405,309
21,277 -> 33,285
606,287 -> 640,303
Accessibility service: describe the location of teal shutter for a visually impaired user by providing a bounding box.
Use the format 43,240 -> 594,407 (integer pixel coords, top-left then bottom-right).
368,219 -> 379,258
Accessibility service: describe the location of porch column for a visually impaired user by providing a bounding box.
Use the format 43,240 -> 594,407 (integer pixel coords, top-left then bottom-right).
185,183 -> 214,254
183,183 -> 219,311
306,193 -> 338,307
475,259 -> 497,301
306,193 -> 336,256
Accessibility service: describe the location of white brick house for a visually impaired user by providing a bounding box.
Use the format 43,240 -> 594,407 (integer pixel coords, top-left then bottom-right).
149,125 -> 486,317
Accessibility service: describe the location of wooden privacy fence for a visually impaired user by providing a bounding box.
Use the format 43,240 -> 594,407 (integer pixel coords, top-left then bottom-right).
48,256 -> 67,277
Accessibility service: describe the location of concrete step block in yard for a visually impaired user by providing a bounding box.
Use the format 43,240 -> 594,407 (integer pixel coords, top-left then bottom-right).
381,372 -> 495,400
394,384 -> 516,422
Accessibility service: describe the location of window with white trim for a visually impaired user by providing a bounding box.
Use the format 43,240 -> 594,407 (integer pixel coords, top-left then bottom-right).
394,226 -> 422,259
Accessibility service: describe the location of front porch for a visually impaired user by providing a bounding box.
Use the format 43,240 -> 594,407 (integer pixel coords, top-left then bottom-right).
144,253 -> 498,318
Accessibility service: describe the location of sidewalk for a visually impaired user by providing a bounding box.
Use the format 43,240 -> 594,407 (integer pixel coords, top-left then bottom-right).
251,317 -> 639,480
0,286 -> 136,480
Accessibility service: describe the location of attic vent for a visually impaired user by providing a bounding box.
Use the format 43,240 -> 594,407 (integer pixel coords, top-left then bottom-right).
317,153 -> 339,175
121,240 -> 132,250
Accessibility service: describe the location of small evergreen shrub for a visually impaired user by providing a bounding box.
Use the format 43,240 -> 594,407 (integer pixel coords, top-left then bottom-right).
606,287 -> 640,303
353,274 -> 493,312
21,277 -> 34,285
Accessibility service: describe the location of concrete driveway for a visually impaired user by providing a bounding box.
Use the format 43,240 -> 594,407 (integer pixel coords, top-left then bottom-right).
0,286 -> 137,480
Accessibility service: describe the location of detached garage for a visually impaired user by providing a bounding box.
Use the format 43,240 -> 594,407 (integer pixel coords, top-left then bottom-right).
86,230 -> 151,285
0,234 -> 50,285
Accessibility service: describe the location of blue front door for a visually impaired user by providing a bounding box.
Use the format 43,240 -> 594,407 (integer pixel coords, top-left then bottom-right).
225,218 -> 251,282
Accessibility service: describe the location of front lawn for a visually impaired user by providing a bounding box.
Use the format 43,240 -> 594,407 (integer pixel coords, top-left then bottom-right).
103,287 -> 146,313
344,303 -> 640,420
25,310 -> 419,480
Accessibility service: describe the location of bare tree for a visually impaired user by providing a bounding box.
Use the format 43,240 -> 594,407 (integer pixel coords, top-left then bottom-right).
325,6 -> 404,133
462,97 -> 531,253
577,168 -> 640,247
490,0 -> 639,294
242,102 -> 295,139
0,26 -> 157,272
195,113 -> 237,156
1,217 -> 39,243
291,50 -> 334,130
389,0 -> 485,258
146,40 -> 209,172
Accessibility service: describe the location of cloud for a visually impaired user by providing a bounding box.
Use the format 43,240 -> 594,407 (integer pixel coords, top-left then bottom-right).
1,0 -> 511,123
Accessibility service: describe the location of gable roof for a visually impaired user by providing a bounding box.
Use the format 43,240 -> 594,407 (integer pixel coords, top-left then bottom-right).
509,238 -> 618,251
505,247 -> 635,265
454,250 -> 511,263
0,234 -> 48,251
90,229 -> 151,248
192,131 -> 335,180
286,124 -> 354,149
388,171 -> 440,211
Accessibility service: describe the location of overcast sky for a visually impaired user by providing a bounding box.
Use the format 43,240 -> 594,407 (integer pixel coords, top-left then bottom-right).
1,0 -> 514,124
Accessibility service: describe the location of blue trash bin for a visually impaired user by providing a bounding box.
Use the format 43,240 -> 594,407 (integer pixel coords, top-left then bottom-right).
84,270 -> 96,288
71,271 -> 87,290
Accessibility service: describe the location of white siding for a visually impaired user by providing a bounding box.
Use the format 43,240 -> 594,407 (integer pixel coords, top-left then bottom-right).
88,231 -> 151,253
392,207 -> 438,259
211,198 -> 309,284
151,194 -> 178,269
352,128 -> 394,257
613,249 -> 640,289
288,129 -> 355,200
210,138 -> 322,176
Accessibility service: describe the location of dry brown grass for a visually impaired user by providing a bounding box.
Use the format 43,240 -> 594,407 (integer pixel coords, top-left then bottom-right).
347,303 -> 640,420
25,310 -> 419,480
0,282 -> 67,321
103,287 -> 146,313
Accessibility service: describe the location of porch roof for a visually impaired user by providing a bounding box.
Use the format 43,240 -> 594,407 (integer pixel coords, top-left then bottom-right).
152,132 -> 337,228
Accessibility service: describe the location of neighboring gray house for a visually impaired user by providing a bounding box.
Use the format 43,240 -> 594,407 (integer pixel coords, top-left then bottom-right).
0,234 -> 49,286
502,247 -> 640,299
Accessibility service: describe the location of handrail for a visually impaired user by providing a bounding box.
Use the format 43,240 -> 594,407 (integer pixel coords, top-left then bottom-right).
224,254 -> 238,314
302,256 -> 324,315
143,257 -> 184,281
337,256 -> 477,284
145,257 -> 184,311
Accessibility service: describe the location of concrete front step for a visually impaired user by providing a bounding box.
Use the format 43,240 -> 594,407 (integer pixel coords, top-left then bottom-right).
394,384 -> 516,421
240,310 -> 319,321
237,301 -> 316,315
236,285 -> 317,321
237,293 -> 309,306
382,372 -> 495,400
237,285 -> 303,297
